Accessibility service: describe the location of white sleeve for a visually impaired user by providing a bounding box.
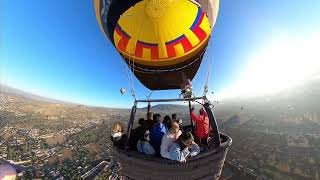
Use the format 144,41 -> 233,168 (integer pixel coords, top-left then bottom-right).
189,144 -> 200,157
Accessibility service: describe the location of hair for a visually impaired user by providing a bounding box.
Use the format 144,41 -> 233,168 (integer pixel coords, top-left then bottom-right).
147,112 -> 153,120
112,122 -> 123,133
138,118 -> 145,125
163,115 -> 172,128
169,121 -> 179,134
171,113 -> 177,120
153,114 -> 161,123
178,131 -> 194,143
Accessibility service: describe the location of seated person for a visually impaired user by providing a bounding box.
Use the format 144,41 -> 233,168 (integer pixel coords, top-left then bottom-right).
161,121 -> 182,159
163,115 -> 172,133
191,107 -> 210,144
137,130 -> 155,155
149,114 -> 166,152
168,132 -> 200,163
145,112 -> 155,129
172,113 -> 178,122
111,122 -> 127,149
171,113 -> 183,130
129,118 -> 148,150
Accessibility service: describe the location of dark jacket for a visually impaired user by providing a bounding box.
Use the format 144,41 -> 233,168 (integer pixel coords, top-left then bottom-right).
111,133 -> 127,149
130,125 -> 148,150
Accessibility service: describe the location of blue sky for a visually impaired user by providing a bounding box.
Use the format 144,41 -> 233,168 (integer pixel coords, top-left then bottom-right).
2,0 -> 320,107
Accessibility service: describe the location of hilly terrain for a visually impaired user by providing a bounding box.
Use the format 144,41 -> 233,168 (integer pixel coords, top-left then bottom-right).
1,79 -> 320,179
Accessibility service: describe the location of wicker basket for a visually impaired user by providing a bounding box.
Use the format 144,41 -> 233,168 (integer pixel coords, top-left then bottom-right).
112,133 -> 232,180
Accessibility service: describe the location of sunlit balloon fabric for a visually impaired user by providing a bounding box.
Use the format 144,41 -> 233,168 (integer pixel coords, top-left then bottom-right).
95,0 -> 219,90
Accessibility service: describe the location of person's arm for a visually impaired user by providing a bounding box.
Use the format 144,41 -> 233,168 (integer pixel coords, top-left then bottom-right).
189,142 -> 200,157
191,111 -> 200,124
169,144 -> 189,163
160,135 -> 168,158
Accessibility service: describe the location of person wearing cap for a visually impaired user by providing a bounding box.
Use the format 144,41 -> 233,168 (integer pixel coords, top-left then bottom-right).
137,130 -> 156,155
191,107 -> 210,144
168,131 -> 200,163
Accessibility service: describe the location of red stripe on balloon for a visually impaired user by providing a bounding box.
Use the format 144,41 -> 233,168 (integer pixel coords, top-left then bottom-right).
165,35 -> 193,58
192,12 -> 207,42
135,43 -> 159,59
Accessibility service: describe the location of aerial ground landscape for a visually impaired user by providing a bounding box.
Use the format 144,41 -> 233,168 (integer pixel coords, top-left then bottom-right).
2,0 -> 320,179
1,78 -> 320,179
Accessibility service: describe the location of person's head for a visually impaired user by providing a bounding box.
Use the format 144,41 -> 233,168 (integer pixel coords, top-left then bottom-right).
177,132 -> 194,147
171,113 -> 177,120
163,115 -> 172,128
112,122 -> 123,134
138,118 -> 145,125
169,121 -> 180,134
153,114 -> 162,123
147,112 -> 153,120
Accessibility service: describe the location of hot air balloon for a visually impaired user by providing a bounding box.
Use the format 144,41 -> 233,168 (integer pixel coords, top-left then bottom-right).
120,88 -> 126,95
94,0 -> 231,179
95,0 -> 218,90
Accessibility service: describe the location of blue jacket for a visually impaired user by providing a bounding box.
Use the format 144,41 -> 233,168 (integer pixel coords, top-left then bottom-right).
149,123 -> 166,150
137,140 -> 156,155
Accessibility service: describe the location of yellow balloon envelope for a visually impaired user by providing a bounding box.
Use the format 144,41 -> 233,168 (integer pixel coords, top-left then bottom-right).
94,0 -> 219,90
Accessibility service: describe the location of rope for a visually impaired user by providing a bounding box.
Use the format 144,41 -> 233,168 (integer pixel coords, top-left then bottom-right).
199,0 -> 213,97
127,10 -> 144,99
119,13 -> 138,100
146,91 -> 153,100
203,38 -> 213,96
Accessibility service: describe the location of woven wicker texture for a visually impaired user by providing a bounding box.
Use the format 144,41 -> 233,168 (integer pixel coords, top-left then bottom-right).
113,134 -> 231,180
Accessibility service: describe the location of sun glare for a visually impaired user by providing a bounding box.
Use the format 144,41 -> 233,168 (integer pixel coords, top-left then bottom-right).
214,33 -> 320,100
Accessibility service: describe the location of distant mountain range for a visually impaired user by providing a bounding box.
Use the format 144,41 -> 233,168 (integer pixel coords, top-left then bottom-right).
1,76 -> 319,127
0,84 -> 73,105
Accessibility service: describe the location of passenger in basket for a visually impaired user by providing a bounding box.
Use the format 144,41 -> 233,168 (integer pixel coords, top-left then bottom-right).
161,121 -> 182,159
149,114 -> 166,152
191,107 -> 210,144
163,115 -> 172,132
172,113 -> 183,130
129,118 -> 148,150
137,130 -> 156,155
172,113 -> 178,122
111,122 -> 127,149
168,131 -> 200,163
145,112 -> 155,129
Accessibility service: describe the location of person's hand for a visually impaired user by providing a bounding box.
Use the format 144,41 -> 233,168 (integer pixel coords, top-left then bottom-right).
181,159 -> 187,163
